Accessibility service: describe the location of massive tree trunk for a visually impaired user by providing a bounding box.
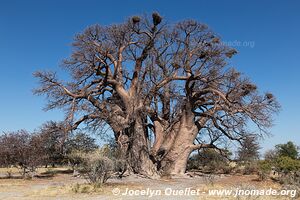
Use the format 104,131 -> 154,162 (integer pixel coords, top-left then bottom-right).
110,98 -> 209,178
115,117 -> 158,177
160,123 -> 198,175
127,118 -> 158,177
150,104 -> 201,176
164,148 -> 192,175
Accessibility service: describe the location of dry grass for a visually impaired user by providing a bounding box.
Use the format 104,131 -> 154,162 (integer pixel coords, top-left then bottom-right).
0,167 -> 70,177
0,168 -> 298,200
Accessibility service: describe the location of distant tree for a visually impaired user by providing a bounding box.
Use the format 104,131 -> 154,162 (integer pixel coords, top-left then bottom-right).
0,134 -> 12,167
0,130 -> 44,178
37,121 -> 66,167
275,141 -> 299,160
65,131 -> 98,154
65,132 -> 98,174
264,149 -> 278,161
237,136 -> 260,162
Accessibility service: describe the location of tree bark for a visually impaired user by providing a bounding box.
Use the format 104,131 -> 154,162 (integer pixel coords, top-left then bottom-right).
158,107 -> 199,175
116,117 -> 158,178
160,127 -> 196,175
165,148 -> 192,175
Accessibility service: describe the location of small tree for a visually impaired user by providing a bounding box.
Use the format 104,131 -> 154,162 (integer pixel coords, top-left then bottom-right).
264,149 -> 278,161
67,150 -> 85,175
65,131 -> 98,154
275,141 -> 299,160
237,136 -> 260,162
0,134 -> 12,167
0,130 -> 44,178
274,156 -> 300,195
37,121 -> 66,167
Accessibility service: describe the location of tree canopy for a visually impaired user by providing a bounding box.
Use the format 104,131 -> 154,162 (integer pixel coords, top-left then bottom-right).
275,141 -> 299,160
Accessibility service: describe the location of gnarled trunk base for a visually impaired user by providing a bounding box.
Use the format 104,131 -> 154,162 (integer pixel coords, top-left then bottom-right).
116,118 -> 159,178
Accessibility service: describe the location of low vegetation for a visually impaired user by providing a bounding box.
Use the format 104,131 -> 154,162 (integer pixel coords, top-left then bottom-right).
0,121 -> 98,178
78,149 -> 114,185
187,140 -> 300,198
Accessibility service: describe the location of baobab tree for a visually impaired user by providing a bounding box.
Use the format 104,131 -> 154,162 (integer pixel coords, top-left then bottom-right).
34,13 -> 279,177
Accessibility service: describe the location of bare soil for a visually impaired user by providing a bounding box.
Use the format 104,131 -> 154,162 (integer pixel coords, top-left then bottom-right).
0,168 -> 296,200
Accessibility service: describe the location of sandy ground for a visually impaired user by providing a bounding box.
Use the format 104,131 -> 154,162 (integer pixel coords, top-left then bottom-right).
0,168 -> 298,200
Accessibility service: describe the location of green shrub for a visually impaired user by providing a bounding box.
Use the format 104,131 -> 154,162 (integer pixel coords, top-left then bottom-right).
187,149 -> 231,173
258,160 -> 272,180
275,156 -> 300,174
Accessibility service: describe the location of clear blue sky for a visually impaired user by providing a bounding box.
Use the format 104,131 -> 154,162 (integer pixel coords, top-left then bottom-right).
0,0 -> 299,153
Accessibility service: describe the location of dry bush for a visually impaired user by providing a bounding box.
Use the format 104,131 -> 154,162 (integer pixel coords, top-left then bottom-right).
243,162 -> 259,175
67,150 -> 85,175
79,150 -> 114,185
278,171 -> 300,199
